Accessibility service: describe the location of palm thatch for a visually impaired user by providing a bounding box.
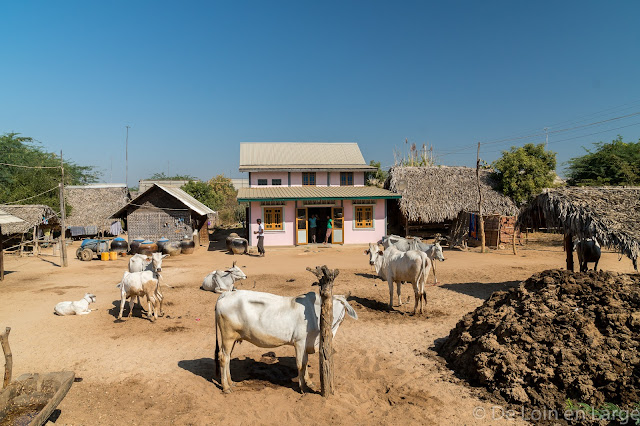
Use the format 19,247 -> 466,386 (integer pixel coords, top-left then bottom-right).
65,185 -> 130,232
387,166 -> 518,223
0,205 -> 60,235
522,187 -> 640,270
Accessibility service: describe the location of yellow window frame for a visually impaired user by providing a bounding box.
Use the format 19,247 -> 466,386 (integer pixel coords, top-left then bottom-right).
355,206 -> 373,228
263,207 -> 283,230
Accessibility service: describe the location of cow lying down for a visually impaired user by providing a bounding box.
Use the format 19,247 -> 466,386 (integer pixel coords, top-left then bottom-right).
215,290 -> 358,394
201,261 -> 247,293
54,293 -> 97,315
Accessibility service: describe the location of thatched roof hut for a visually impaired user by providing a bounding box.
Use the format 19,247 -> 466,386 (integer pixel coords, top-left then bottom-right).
66,184 -> 130,232
0,205 -> 60,235
387,166 -> 518,223
523,187 -> 640,270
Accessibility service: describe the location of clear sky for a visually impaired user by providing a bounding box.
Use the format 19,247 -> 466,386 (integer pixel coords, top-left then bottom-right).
2,1 -> 639,185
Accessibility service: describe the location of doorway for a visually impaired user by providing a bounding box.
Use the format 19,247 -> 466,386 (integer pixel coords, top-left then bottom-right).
307,207 -> 332,244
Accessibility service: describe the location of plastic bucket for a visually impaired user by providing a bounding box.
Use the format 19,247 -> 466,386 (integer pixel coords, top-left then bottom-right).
100,252 -> 110,261
109,251 -> 118,260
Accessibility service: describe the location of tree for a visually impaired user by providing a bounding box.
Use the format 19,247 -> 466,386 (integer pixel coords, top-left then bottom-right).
565,136 -> 640,186
366,160 -> 388,187
0,133 -> 99,212
180,174 -> 241,225
181,180 -> 223,211
147,172 -> 197,181
492,143 -> 556,204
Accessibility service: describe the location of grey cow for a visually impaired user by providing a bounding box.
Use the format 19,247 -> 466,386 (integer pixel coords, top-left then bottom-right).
574,238 -> 601,272
381,235 -> 446,284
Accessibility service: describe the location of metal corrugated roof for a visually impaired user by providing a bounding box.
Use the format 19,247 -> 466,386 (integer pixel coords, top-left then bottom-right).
237,186 -> 401,201
156,185 -> 215,216
0,209 -> 24,226
239,143 -> 376,170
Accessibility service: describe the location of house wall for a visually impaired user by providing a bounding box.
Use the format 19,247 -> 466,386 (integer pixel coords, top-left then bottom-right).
343,199 -> 387,244
250,171 -> 366,187
249,201 -> 295,246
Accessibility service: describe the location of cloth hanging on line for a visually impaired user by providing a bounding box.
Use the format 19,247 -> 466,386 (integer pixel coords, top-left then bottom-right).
110,220 -> 123,236
469,213 -> 477,239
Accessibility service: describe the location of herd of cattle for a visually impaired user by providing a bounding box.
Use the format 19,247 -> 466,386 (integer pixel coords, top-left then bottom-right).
50,234 -> 598,394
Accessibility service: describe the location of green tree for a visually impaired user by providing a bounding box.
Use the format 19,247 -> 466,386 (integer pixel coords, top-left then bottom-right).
147,172 -> 198,181
181,180 -> 223,211
181,174 -> 240,225
565,136 -> 640,186
492,143 -> 556,204
0,133 -> 99,212
366,160 -> 388,187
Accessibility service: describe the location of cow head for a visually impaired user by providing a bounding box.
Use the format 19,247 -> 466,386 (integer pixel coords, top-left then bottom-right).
225,261 -> 247,282
431,242 -> 445,262
84,293 -> 97,304
151,252 -> 169,272
364,243 -> 384,266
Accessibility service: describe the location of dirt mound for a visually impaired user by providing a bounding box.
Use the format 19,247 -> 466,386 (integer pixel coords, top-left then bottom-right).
438,269 -> 640,411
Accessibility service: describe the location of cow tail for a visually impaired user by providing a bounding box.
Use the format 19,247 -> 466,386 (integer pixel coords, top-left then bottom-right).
214,306 -> 220,379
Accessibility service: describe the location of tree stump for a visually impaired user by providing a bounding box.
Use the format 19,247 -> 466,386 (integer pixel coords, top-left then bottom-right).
306,265 -> 339,397
1,327 -> 12,388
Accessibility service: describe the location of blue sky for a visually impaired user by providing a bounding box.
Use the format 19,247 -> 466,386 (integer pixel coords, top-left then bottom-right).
1,1 -> 639,185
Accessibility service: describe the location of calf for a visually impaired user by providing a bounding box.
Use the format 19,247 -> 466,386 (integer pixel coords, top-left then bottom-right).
129,252 -> 169,310
116,271 -> 162,322
215,290 -> 357,394
201,261 -> 247,292
574,238 -> 601,272
54,293 -> 97,315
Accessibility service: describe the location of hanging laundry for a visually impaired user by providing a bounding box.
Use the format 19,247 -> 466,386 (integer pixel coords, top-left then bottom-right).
110,220 -> 123,236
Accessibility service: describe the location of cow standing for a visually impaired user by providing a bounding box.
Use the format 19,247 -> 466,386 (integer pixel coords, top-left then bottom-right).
574,238 -> 601,272
214,290 -> 357,394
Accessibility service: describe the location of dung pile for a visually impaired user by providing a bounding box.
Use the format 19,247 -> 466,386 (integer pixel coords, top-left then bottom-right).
438,269 -> 640,411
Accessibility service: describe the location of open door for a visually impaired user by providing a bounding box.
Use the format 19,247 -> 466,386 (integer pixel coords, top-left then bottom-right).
296,208 -> 308,245
332,207 -> 344,244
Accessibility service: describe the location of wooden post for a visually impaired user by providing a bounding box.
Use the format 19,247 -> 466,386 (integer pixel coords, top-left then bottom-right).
476,143 -> 486,252
564,232 -> 574,272
1,327 -> 11,388
512,221 -> 518,256
306,265 -> 339,397
0,225 -> 4,281
59,151 -> 68,267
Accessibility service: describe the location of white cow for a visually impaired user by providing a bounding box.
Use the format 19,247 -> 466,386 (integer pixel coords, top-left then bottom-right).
201,261 -> 247,293
54,293 -> 97,315
116,271 -> 162,322
364,243 -> 431,314
382,236 -> 445,285
129,252 -> 168,273
214,290 -> 358,394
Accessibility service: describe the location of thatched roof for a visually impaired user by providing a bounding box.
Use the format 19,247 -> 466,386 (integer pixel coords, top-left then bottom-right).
387,166 -> 518,223
66,184 -> 130,231
523,187 -> 640,270
0,205 -> 60,235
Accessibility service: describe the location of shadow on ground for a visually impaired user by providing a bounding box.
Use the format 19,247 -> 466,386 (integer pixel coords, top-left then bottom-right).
439,280 -> 520,300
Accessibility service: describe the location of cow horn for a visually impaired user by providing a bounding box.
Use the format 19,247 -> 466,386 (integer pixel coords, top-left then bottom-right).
232,260 -> 236,267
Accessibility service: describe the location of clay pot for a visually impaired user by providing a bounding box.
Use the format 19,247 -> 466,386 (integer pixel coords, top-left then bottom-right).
226,236 -> 248,254
139,240 -> 158,255
163,242 -> 182,256
156,238 -> 170,253
181,239 -> 195,255
129,238 -> 145,254
110,237 -> 128,254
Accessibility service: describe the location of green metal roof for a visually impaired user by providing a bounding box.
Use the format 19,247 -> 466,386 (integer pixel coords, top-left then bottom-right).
237,186 -> 401,202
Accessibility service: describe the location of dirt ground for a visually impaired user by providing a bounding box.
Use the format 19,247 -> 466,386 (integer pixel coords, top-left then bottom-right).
0,233 -> 637,425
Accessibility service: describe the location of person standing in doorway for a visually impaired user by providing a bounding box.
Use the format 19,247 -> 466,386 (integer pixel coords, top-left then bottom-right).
324,215 -> 332,245
309,214 -> 318,243
254,218 -> 265,256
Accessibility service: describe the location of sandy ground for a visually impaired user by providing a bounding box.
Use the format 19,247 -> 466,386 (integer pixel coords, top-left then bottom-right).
0,233 -> 637,425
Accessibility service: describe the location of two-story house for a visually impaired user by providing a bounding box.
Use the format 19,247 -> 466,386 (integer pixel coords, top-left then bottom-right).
237,142 -> 400,246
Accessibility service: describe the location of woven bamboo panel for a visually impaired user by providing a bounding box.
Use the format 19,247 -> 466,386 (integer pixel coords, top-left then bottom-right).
128,210 -> 192,243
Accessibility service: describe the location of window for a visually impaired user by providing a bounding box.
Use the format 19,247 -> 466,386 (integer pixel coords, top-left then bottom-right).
257,179 -> 267,186
355,206 -> 373,228
302,172 -> 316,186
271,179 -> 282,186
340,172 -> 354,186
263,207 -> 283,230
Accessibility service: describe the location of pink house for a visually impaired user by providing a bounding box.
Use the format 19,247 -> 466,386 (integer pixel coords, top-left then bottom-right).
237,143 -> 400,246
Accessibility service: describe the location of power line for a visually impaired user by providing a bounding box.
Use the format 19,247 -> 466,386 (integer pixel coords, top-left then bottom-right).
0,162 -> 61,169
1,187 -> 60,204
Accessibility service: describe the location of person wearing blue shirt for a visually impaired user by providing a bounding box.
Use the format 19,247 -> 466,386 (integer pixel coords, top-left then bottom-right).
309,214 -> 318,243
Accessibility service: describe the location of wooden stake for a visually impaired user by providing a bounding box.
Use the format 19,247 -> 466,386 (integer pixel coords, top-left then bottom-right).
564,232 -> 574,272
0,225 -> 4,281
1,327 -> 12,388
476,143 -> 486,252
59,151 -> 68,267
512,221 -> 518,256
306,265 -> 339,397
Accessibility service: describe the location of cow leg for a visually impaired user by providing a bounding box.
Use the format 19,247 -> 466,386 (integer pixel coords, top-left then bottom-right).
412,283 -> 419,315
303,352 -> 314,389
387,279 -> 394,310
118,293 -> 126,320
294,341 -> 308,393
220,337 -> 236,393
128,297 -> 135,317
146,296 -> 157,322
397,282 -> 403,305
593,259 -> 599,272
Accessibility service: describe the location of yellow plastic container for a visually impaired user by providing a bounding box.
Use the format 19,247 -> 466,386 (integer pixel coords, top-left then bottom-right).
109,251 -> 118,261
100,252 -> 110,261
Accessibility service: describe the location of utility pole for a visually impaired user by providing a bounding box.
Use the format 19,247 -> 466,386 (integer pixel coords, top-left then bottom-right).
59,151 -> 68,267
544,127 -> 549,148
125,125 -> 130,187
476,142 -> 486,253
